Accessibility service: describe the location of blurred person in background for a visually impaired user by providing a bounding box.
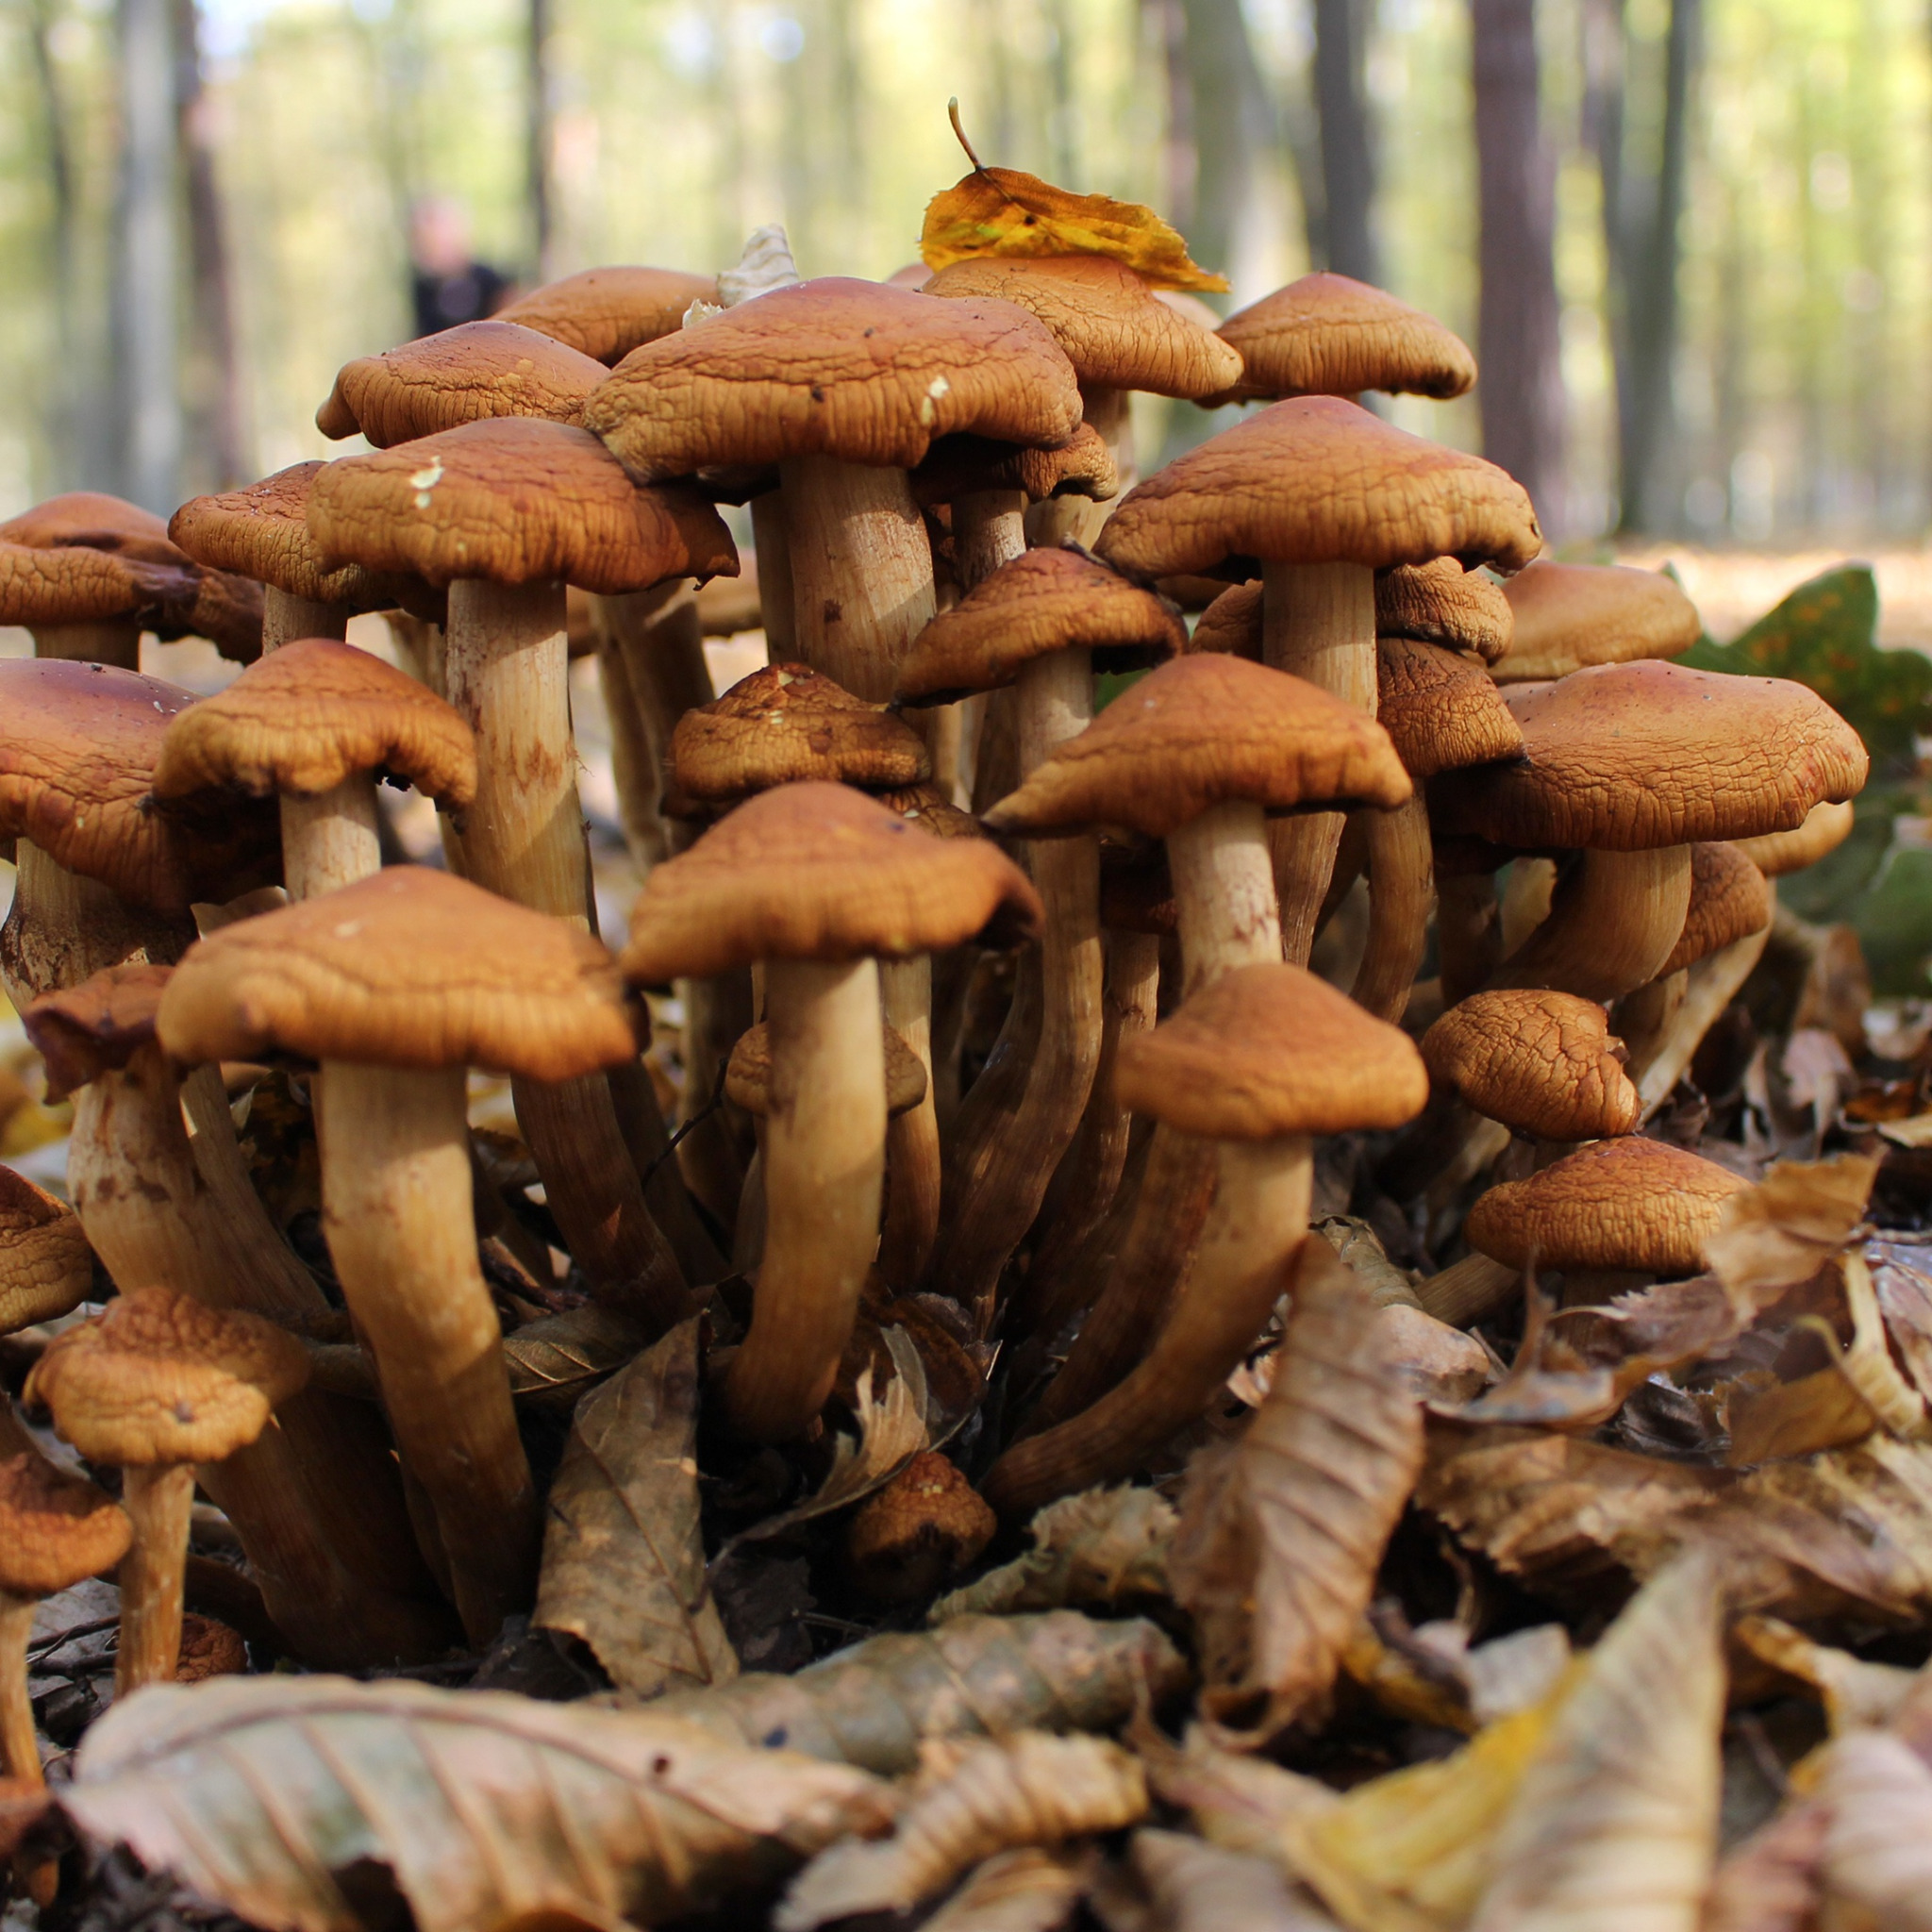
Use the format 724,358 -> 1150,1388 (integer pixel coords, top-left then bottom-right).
410,194 -> 512,337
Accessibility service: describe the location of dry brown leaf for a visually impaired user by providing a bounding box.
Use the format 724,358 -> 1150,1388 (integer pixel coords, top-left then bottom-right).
534,1317 -> 737,1696
1734,1616 -> 1919,1733
1872,1242 -> 1932,1401
1468,1552 -> 1725,1932
1343,1617 -> 1573,1734
1127,1829 -> 1344,1931
1375,1305 -> 1493,1407
503,1302 -> 651,1411
1171,1244 -> 1424,1735
58,1674 -> 893,1932
1818,1730 -> 1932,1930
1704,1155 -> 1878,1318
1725,1367 -> 1880,1465
1700,1800 -> 1829,1932
776,1732 -> 1147,1930
931,1485 -> 1176,1622
918,1846 -> 1092,1932
1135,1721 -> 1340,1863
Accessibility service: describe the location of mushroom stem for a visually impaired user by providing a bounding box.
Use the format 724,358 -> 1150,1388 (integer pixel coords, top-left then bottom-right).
750,491 -> 797,658
724,956 -> 887,1441
1259,558 -> 1377,964
984,1134 -> 1312,1517
1415,1252 -> 1520,1326
29,621 -> 142,667
878,955 -> 941,1289
1615,970 -> 1688,1077
319,1060 -> 541,1641
262,588 -> 346,652
1025,390 -> 1128,547
1352,795 -> 1434,1021
280,778 -> 382,900
116,1461 -> 196,1692
1493,846 -> 1692,1001
777,455 -> 937,703
1168,799 -> 1284,994
952,489 -> 1027,590
0,1591 -> 39,1781
1637,918 -> 1774,1120
1438,868 -> 1502,1008
938,948 -> 1042,1239
0,840 -> 191,1012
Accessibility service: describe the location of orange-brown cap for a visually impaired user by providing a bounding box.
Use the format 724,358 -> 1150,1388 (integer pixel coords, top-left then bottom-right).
1115,960 -> 1427,1137
1655,843 -> 1771,978
155,866 -> 644,1081
495,266 -> 721,365
0,1165 -> 92,1333
315,321 -> 608,447
0,660 -> 279,914
1188,580 -> 1261,659
727,1018 -> 927,1119
895,548 -> 1185,705
152,638 -> 477,809
1495,560 -> 1702,684
844,1449 -> 995,1604
1376,636 -> 1524,779
1733,798 -> 1857,878
1094,397 -> 1542,580
922,256 -> 1243,399
0,1451 -> 131,1597
983,653 -> 1410,841
1377,559 -> 1513,664
26,1286 -> 309,1466
1432,661 -> 1870,852
307,418 -> 738,592
872,784 -> 985,842
1463,1135 -> 1751,1276
622,781 -> 1042,981
169,463 -> 435,619
670,664 -> 931,807
1210,274 -> 1477,405
22,963 -> 170,1094
1420,990 -> 1640,1141
583,278 -> 1083,478
910,424 -> 1118,509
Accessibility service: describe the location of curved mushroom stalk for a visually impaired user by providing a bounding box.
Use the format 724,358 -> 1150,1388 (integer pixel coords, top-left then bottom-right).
0,841 -> 191,1012
1437,868 -> 1503,1008
724,957 -> 888,1441
878,956 -> 941,1290
30,621 -> 142,667
984,1134 -> 1312,1518
1168,799 -> 1284,992
1352,794 -> 1434,1021
117,1462 -> 197,1691
0,1590 -> 38,1782
320,1061 -> 541,1641
1637,921 -> 1775,1120
262,589 -> 347,651
1493,846 -> 1692,1002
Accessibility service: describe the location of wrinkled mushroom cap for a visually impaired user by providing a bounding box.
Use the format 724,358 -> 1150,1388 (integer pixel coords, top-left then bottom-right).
895,548 -> 1186,704
1189,580 -> 1262,659
727,1018 -> 927,1118
872,784 -> 986,842
844,1450 -> 995,1605
1421,990 -> 1641,1141
0,1451 -> 131,1597
584,278 -> 1083,477
670,665 -> 930,806
1376,636 -> 1524,779
910,424 -> 1117,509
22,963 -> 170,1095
315,321 -> 608,448
1734,798 -> 1857,878
0,660 -> 278,915
307,419 -> 739,593
1116,960 -> 1428,1138
1655,842 -> 1772,978
623,781 -> 1042,981
1433,661 -> 1870,852
1495,561 -> 1703,684
1094,397 -> 1543,580
26,1286 -> 309,1466
1378,558 -> 1513,665
922,255 -> 1243,399
1211,273 -> 1477,404
1464,1135 -> 1752,1276
495,266 -> 720,365
153,638 -> 477,809
156,866 -> 644,1081
984,653 -> 1410,841
0,1165 -> 92,1333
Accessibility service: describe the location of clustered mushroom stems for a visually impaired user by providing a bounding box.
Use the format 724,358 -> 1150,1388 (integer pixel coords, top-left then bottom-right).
1352,793 -> 1436,1021
261,588 -> 347,651
724,955 -> 887,1442
1632,918 -> 1776,1118
1437,868 -> 1503,1007
1492,845 -> 1692,1003
877,953 -> 941,1288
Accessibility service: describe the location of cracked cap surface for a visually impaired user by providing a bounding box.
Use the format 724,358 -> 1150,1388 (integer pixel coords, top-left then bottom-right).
1496,560 -> 1703,683
1421,989 -> 1640,1141
495,266 -> 720,365
0,1165 -> 92,1333
1656,842 -> 1772,977
0,1452 -> 130,1596
1376,636 -> 1524,779
1377,558 -> 1513,664
910,424 -> 1117,508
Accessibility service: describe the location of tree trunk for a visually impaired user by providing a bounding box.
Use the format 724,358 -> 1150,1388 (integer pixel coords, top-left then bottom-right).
527,0 -> 553,279
1471,0 -> 1566,532
1312,0 -> 1378,285
1174,0 -> 1275,288
25,0 -> 84,491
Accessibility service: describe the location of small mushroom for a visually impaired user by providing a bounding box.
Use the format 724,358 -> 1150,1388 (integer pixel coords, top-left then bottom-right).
494,264 -> 720,365
844,1452 -> 995,1604
1495,559 -> 1702,683
1420,989 -> 1641,1144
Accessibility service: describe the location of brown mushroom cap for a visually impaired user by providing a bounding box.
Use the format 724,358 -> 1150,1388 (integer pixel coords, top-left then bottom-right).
1733,798 -> 1857,878
1654,843 -> 1772,978
910,424 -> 1118,509
0,1451 -> 131,1597
1463,1135 -> 1751,1276
872,784 -> 985,842
2,492 -> 173,556
726,1018 -> 927,1118
494,266 -> 721,366
922,255 -> 1243,400
26,1286 -> 309,1466
843,1450 -> 995,1604
1189,580 -> 1261,659
1115,959 -> 1428,1138
306,418 -> 739,592
1420,990 -> 1641,1141
670,664 -> 930,806
1377,558 -> 1513,664
155,866 -> 644,1081
0,1165 -> 92,1334
1432,661 -> 1870,853
1376,636 -> 1524,779
152,638 -> 477,809
1093,397 -> 1543,581
622,781 -> 1042,982
22,963 -> 170,1095
0,659 -> 279,915
895,548 -> 1186,705
315,321 -> 608,448
1210,273 -> 1478,404
583,277 -> 1084,478
983,652 -> 1410,841
1495,560 -> 1703,684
